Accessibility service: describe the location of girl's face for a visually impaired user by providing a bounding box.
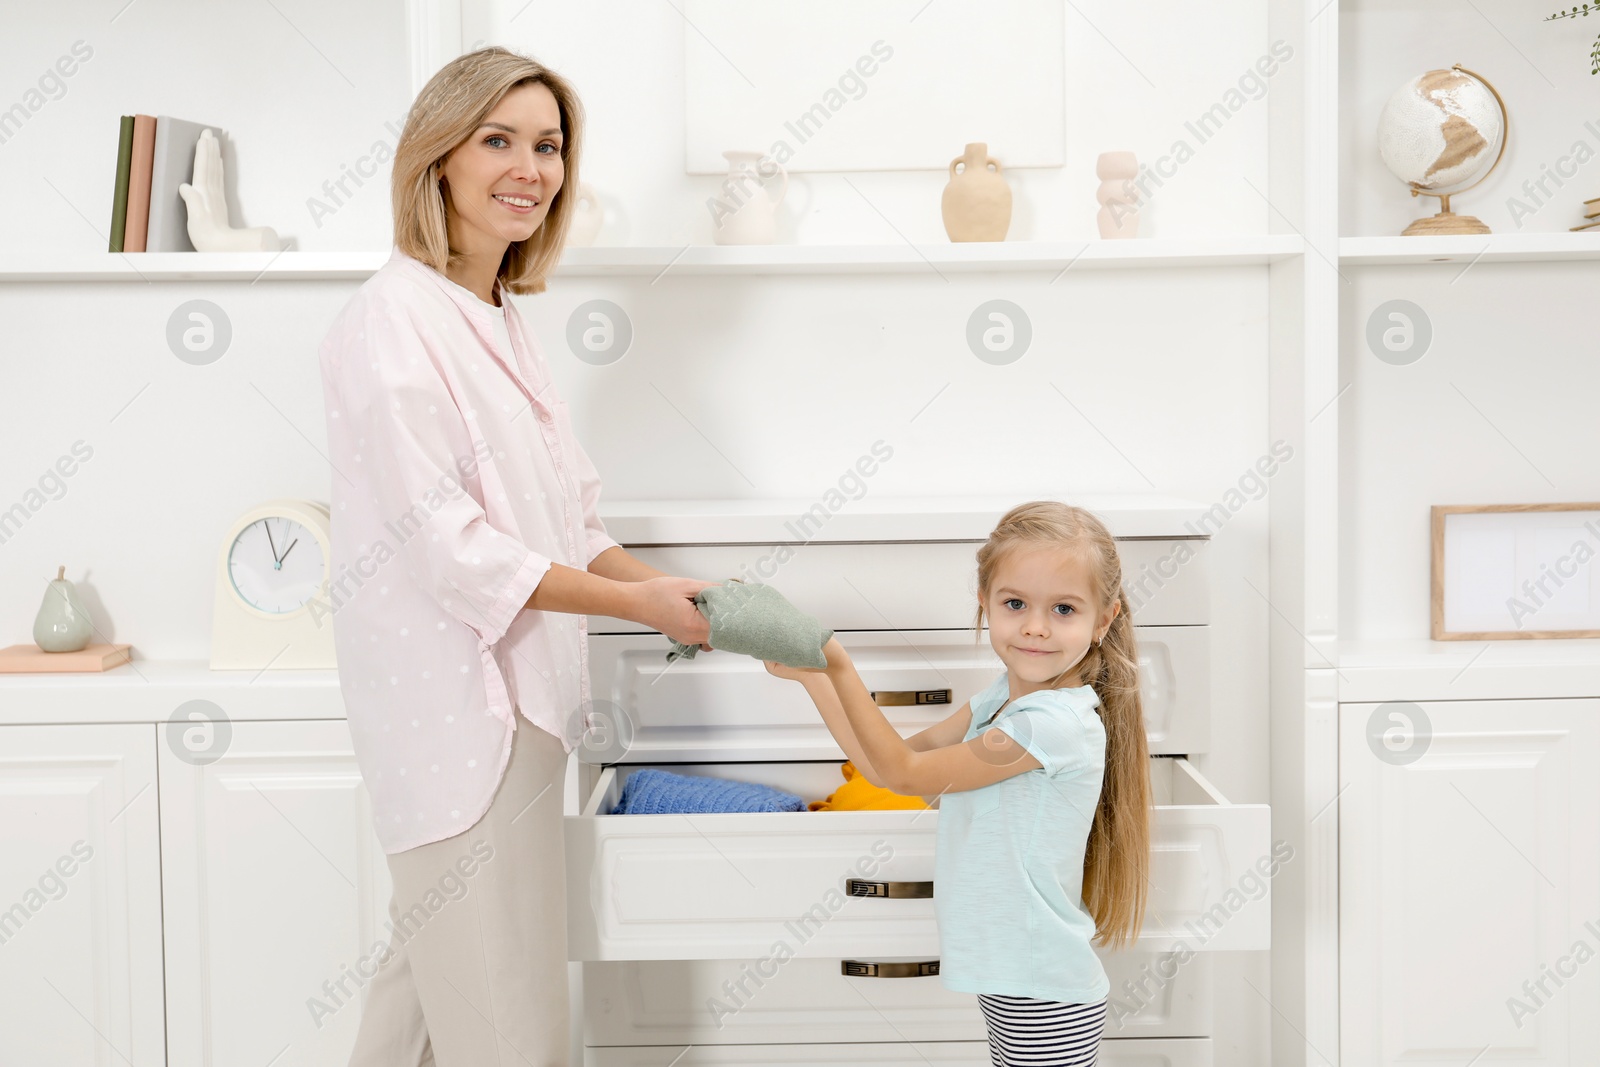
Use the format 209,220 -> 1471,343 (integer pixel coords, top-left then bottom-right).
438,81 -> 566,252
984,543 -> 1118,692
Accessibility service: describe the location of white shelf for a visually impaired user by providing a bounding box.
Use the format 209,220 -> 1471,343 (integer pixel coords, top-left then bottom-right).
0,236 -> 1304,282
1339,232 -> 1600,266
3,251 -> 390,282
1338,638 -> 1600,704
555,237 -> 1304,275
0,659 -> 344,725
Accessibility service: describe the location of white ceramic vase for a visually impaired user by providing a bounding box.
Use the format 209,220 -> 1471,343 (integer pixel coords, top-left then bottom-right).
713,150 -> 789,245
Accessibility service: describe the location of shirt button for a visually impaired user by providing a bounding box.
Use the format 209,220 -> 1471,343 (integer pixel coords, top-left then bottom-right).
539,410 -> 552,423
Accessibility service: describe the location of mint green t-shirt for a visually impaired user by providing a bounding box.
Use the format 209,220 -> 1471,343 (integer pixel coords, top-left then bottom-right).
934,671 -> 1110,1003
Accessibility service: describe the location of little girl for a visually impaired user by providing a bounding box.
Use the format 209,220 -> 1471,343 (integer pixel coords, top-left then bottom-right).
766,500 -> 1151,1067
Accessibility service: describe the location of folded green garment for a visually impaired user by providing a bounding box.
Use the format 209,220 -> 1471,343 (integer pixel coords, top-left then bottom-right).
666,580 -> 834,668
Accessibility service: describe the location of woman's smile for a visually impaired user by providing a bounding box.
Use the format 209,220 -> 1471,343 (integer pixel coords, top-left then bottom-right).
493,192 -> 538,213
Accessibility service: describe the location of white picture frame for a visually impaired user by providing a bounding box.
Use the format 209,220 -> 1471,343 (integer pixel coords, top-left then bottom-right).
682,0 -> 1066,174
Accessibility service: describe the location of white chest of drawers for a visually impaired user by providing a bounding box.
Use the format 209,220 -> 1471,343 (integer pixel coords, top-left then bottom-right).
570,496 -> 1271,1067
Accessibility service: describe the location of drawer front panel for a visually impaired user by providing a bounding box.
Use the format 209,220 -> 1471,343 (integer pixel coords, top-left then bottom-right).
586,625 -> 1208,762
586,1038 -> 1212,1065
566,759 -> 1270,960
584,953 -> 1211,1045
586,539 -> 1209,632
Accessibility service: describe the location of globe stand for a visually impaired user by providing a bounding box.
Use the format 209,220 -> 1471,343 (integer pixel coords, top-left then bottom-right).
1401,191 -> 1492,236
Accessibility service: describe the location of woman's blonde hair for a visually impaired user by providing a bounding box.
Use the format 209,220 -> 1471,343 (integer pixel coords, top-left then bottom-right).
392,46 -> 584,295
973,500 -> 1152,949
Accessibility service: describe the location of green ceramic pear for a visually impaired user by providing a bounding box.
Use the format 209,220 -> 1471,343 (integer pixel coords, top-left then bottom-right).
34,565 -> 92,652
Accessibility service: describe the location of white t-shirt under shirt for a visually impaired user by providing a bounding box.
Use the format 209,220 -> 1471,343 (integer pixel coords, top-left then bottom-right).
483,294 -> 513,356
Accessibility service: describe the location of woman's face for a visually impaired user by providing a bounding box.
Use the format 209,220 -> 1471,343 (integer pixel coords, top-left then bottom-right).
438,80 -> 566,250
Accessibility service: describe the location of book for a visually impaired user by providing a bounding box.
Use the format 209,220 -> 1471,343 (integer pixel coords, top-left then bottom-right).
123,114 -> 157,252
146,116 -> 222,252
0,643 -> 133,673
108,115 -> 133,252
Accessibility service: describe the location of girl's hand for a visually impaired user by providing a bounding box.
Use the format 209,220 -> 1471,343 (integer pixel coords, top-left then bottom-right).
821,635 -> 851,671
763,658 -> 827,682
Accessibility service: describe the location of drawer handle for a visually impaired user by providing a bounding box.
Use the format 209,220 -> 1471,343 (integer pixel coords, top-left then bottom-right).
871,688 -> 952,706
847,878 -> 933,899
842,960 -> 940,978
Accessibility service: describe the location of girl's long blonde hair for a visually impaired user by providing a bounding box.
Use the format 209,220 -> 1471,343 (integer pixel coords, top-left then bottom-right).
973,501 -> 1151,949
392,46 -> 584,295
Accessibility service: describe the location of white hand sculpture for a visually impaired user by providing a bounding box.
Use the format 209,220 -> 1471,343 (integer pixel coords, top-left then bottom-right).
178,128 -> 281,252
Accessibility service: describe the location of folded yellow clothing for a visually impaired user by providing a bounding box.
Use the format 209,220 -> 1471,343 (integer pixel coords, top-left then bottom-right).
808,761 -> 929,811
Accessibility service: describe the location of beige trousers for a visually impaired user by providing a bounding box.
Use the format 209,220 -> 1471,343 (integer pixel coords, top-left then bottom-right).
347,719 -> 571,1067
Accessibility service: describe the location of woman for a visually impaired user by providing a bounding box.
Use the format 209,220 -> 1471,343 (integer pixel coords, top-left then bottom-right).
317,47 -> 712,1066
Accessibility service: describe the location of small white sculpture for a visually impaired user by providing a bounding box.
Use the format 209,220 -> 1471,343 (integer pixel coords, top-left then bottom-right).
1096,151 -> 1142,239
178,129 -> 280,252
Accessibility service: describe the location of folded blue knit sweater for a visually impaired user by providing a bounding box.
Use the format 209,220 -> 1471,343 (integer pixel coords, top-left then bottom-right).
610,768 -> 806,814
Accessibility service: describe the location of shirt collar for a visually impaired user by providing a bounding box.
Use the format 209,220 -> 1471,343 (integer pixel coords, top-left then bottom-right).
387,245 -> 506,327
385,245 -> 550,403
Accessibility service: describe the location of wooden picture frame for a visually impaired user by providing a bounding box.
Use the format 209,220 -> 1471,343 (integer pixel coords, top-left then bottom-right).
1431,502 -> 1600,640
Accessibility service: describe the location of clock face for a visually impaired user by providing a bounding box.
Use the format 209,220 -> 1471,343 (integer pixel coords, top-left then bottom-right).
227,516 -> 326,615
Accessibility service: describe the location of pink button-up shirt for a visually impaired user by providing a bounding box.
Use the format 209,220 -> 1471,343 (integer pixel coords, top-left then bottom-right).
318,245 -> 619,853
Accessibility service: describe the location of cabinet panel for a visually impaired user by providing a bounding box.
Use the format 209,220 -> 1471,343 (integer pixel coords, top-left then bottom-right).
0,724 -> 164,1067
585,1036 -> 1212,1065
583,953 -> 1210,1045
159,719 -> 393,1067
589,625 -> 1208,763
585,539 -> 1210,632
1340,699 -> 1600,1065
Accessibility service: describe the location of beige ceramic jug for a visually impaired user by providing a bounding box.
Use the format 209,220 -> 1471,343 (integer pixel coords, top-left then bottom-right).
941,142 -> 1012,242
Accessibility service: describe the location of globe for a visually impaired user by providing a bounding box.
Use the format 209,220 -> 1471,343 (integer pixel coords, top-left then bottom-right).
1376,66 -> 1507,235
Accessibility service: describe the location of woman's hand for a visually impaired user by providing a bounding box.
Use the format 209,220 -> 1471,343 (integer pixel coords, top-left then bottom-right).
631,576 -> 714,649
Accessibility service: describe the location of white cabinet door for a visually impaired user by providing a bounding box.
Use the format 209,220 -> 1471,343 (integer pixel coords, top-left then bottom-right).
1340,699 -> 1600,1065
0,724 -> 165,1067
159,718 -> 393,1067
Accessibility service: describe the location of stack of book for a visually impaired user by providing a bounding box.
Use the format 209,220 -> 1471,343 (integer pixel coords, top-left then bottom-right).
108,114 -> 219,253
1573,196 -> 1600,233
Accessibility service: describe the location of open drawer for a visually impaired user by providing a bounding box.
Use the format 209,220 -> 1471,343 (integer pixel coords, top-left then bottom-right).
565,757 -> 1270,961
587,626 -> 1210,760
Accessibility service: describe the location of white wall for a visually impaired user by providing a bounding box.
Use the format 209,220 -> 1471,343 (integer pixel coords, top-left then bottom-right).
1338,260 -> 1600,642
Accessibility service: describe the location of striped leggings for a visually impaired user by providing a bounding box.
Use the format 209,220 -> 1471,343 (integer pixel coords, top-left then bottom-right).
976,994 -> 1108,1066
